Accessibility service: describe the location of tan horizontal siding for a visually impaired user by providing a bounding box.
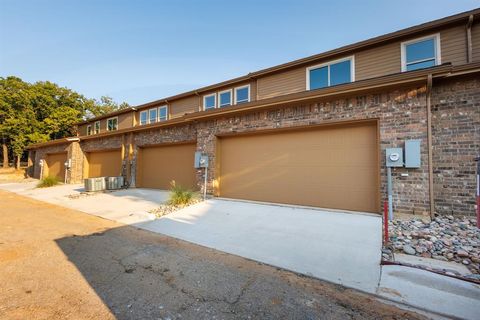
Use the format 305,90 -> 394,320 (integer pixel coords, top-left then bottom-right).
257,67 -> 305,99
78,112 -> 133,136
117,113 -> 133,130
441,25 -> 467,65
472,22 -> 480,62
250,80 -> 257,102
77,124 -> 88,136
170,95 -> 199,119
356,42 -> 401,80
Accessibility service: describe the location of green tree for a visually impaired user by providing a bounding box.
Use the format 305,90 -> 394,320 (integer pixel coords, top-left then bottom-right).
85,95 -> 130,118
0,76 -> 129,169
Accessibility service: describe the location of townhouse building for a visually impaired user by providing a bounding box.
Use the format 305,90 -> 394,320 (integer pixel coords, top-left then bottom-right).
28,9 -> 480,216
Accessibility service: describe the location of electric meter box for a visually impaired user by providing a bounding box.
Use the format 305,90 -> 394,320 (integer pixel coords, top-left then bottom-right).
404,139 -> 421,168
194,151 -> 209,168
386,148 -> 404,167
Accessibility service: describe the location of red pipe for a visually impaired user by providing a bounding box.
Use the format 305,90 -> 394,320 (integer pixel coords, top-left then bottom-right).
477,194 -> 479,228
383,201 -> 389,244
476,156 -> 479,228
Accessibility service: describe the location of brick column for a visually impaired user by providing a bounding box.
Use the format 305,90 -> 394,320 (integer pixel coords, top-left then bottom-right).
67,141 -> 84,184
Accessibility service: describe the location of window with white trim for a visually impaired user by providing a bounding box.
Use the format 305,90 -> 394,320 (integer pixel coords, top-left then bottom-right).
107,117 -> 118,131
140,110 -> 148,125
94,121 -> 100,134
219,89 -> 232,107
204,93 -> 216,110
158,105 -> 168,121
234,85 -> 250,104
307,57 -> 354,90
86,125 -> 92,136
149,108 -> 157,124
401,34 -> 440,72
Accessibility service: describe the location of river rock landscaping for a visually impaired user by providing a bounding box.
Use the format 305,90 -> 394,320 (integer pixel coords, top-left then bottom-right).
385,215 -> 480,277
148,199 -> 202,218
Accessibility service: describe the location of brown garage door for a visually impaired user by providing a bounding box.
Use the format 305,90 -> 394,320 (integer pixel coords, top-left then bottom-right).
137,143 -> 197,190
218,122 -> 379,213
46,153 -> 67,181
87,149 -> 122,177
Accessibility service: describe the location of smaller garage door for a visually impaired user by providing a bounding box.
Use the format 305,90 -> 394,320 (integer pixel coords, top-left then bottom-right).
87,149 -> 122,177
46,153 -> 67,182
138,143 -> 197,190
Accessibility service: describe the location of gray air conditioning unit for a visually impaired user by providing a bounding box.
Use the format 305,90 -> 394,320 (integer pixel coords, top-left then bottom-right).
84,177 -> 107,192
105,176 -> 124,190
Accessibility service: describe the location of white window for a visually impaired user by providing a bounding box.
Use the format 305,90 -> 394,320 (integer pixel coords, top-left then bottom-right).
306,56 -> 354,90
158,105 -> 168,121
149,108 -> 157,124
140,110 -> 148,125
401,34 -> 441,72
203,93 -> 216,110
86,125 -> 92,136
219,89 -> 232,107
234,85 -> 250,104
107,117 -> 118,131
94,121 -> 100,134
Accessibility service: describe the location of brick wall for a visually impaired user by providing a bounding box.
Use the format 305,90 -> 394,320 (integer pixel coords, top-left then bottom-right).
432,76 -> 480,216
68,142 -> 84,183
197,86 -> 430,215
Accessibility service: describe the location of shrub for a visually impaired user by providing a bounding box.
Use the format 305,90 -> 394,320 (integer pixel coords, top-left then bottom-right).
167,180 -> 199,206
37,176 -> 59,188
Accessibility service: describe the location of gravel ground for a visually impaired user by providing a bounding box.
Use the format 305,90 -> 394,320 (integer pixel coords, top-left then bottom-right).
384,215 -> 480,278
0,190 -> 425,320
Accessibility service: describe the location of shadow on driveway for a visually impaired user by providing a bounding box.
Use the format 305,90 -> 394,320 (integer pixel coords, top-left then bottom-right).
54,225 -> 420,320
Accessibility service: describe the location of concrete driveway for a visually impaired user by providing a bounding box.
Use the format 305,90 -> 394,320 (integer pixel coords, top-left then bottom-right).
0,181 -> 168,224
143,199 -> 382,293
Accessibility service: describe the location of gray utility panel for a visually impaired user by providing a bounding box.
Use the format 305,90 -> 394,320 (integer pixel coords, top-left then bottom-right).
404,139 -> 421,168
194,151 -> 209,168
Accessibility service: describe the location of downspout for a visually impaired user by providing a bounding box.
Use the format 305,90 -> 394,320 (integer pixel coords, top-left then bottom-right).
466,15 -> 474,63
426,74 -> 434,218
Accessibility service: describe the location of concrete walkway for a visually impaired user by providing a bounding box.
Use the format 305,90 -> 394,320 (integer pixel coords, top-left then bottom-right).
1,181 -> 479,319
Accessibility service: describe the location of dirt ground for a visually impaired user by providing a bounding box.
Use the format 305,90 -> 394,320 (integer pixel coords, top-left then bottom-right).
0,190 -> 425,320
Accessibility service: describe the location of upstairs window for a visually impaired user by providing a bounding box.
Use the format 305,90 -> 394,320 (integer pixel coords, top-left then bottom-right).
107,117 -> 118,131
401,34 -> 440,72
159,105 -> 168,121
86,125 -> 92,136
234,85 -> 250,104
149,108 -> 157,124
94,121 -> 100,134
204,93 -> 216,110
219,89 -> 232,107
140,110 -> 148,125
307,57 -> 354,90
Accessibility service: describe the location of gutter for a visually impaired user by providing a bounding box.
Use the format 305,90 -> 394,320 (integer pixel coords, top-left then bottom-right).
426,74 -> 435,218
466,15 -> 474,63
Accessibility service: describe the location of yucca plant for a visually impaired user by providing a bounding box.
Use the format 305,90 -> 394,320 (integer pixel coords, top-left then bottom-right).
167,180 -> 199,206
37,176 -> 59,188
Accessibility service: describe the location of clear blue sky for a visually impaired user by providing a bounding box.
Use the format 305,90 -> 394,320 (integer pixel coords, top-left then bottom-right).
0,0 -> 478,105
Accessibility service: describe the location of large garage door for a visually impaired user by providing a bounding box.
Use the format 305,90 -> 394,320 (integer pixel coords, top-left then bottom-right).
138,143 -> 197,190
46,153 -> 67,182
218,122 -> 379,213
87,149 -> 122,177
